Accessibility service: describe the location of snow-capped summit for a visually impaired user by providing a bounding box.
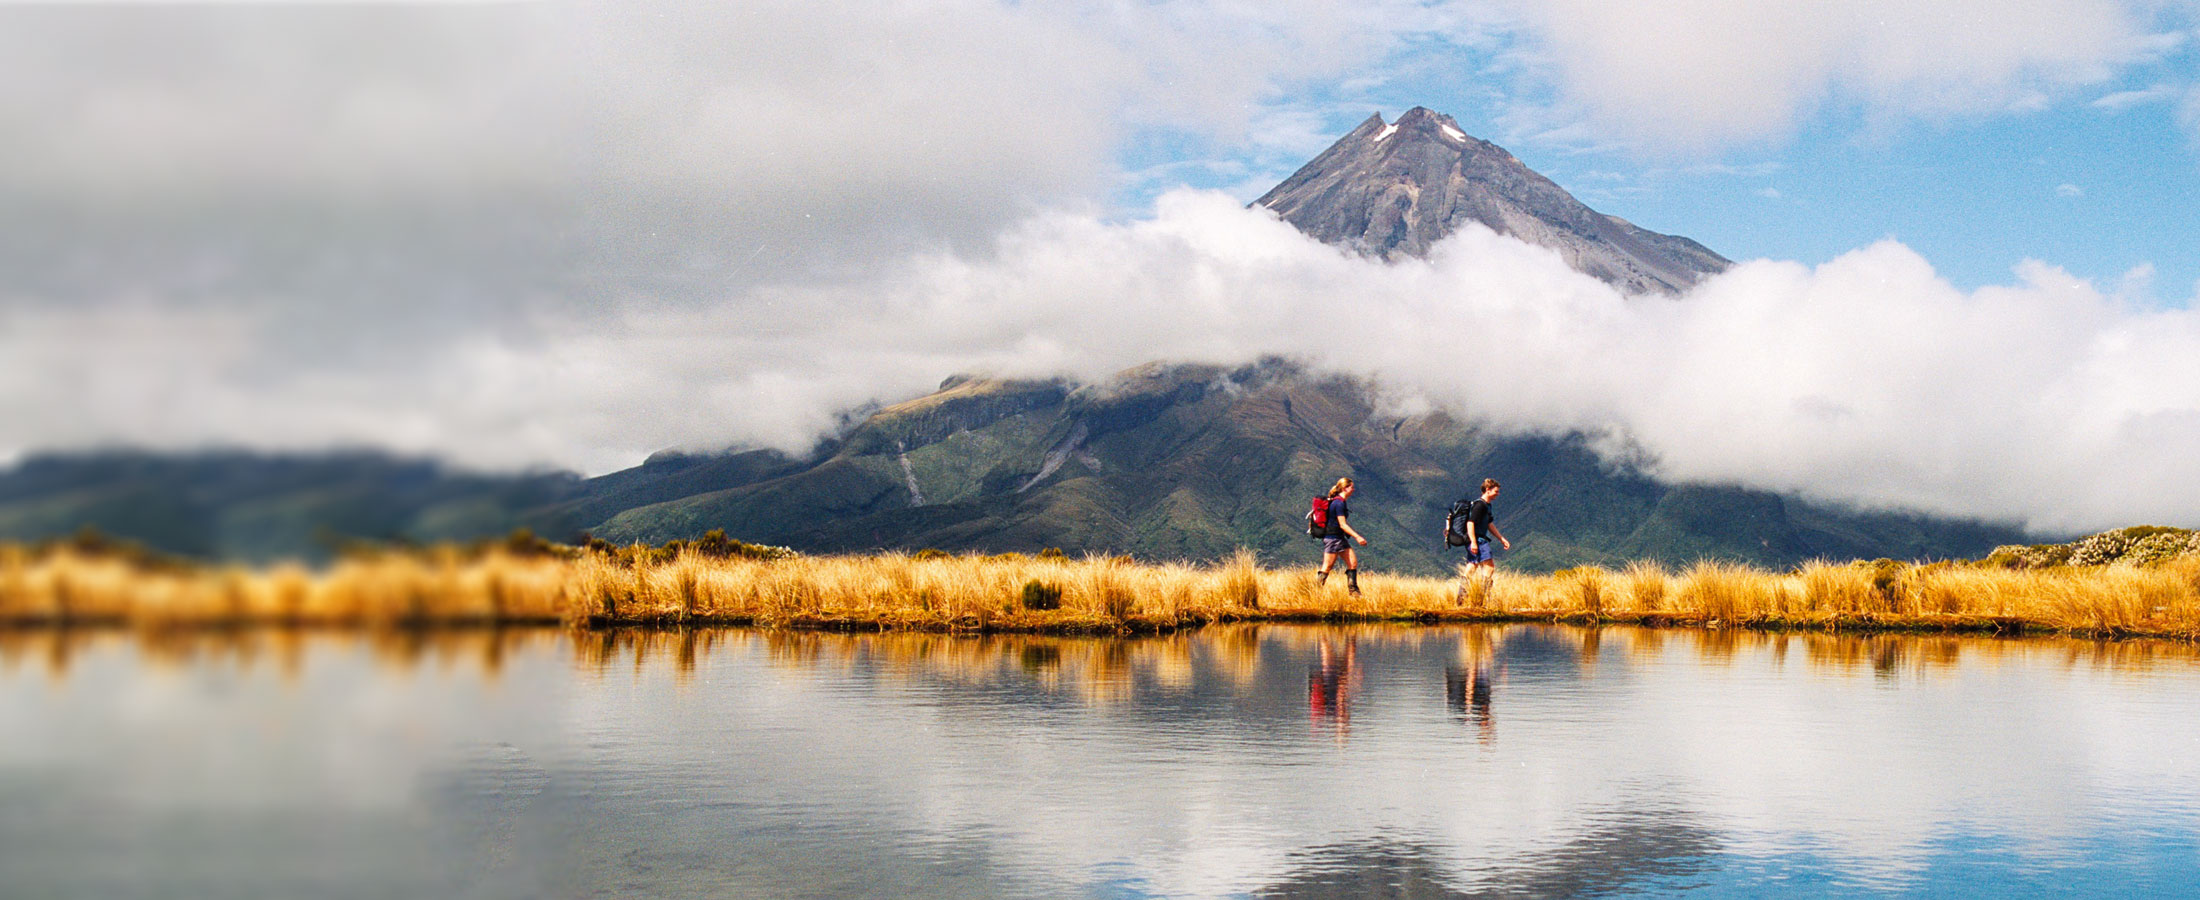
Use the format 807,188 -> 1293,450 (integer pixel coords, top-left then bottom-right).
1253,107 -> 1730,294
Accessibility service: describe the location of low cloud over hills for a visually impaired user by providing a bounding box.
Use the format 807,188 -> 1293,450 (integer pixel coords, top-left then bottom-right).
0,361 -> 2021,572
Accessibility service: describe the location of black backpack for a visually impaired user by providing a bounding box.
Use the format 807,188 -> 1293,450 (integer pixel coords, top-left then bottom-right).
1444,497 -> 1475,547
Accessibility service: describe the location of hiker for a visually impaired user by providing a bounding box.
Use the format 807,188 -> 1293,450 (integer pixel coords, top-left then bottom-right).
1450,477 -> 1510,596
1314,477 -> 1369,595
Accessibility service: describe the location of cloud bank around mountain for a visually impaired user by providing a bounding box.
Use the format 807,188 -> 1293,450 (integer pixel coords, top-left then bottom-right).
5,0 -> 2200,534
11,190 -> 2199,534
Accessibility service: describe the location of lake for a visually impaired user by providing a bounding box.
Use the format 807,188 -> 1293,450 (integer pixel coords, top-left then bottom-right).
2,625 -> 2197,898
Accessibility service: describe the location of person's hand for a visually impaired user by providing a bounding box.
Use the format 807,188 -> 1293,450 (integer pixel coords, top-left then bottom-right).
1467,541 -> 1477,552
1500,538 -> 1511,550
1356,536 -> 1368,547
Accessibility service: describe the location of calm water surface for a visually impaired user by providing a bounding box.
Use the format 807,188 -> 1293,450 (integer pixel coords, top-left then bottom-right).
2,625 -> 2198,898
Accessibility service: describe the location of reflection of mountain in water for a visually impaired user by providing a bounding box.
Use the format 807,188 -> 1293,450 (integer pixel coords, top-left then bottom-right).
17,623 -> 2200,898
1255,812 -> 1721,899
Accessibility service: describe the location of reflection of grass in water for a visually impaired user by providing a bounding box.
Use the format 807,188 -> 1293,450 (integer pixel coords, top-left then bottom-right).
7,622 -> 2200,696
4,540 -> 2200,641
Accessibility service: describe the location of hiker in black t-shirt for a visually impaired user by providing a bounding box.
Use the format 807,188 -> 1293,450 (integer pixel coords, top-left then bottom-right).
1316,477 -> 1369,596
1453,477 -> 1510,597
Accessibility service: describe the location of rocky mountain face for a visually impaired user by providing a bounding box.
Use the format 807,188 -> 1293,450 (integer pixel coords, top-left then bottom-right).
1255,107 -> 1729,294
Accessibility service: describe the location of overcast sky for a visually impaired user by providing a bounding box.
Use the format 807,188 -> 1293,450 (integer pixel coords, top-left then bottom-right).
3,0 -> 2198,534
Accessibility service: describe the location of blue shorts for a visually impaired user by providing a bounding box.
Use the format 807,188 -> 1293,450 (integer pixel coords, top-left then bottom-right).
1465,542 -> 1494,563
1321,536 -> 1352,555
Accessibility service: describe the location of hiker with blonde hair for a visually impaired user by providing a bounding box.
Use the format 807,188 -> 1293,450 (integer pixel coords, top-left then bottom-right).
1313,476 -> 1369,596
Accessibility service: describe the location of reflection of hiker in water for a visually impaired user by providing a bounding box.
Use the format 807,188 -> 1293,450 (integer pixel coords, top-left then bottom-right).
1308,635 -> 1358,738
1313,477 -> 1369,596
1444,631 -> 1501,744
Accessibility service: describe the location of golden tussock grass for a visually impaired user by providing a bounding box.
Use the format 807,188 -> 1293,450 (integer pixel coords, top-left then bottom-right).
5,542 -> 2200,641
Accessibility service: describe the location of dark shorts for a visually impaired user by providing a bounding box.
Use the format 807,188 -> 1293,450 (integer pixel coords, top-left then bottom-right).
1321,536 -> 1352,555
1466,541 -> 1495,564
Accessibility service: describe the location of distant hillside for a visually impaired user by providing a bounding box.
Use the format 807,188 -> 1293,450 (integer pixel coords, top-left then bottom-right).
0,451 -> 584,562
0,362 -> 2025,572
569,361 -> 2022,575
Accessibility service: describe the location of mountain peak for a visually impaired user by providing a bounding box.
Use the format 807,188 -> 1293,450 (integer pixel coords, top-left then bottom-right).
1388,106 -> 1465,140
1253,108 -> 1729,294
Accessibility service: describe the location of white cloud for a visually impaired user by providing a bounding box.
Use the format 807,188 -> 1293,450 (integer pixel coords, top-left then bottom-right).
1487,0 -> 2172,151
0,2 -> 1144,280
0,0 -> 1511,432
2091,82 -> 2183,110
2057,182 -> 2086,197
0,0 -> 1476,302
0,0 -> 1493,201
1757,187 -> 1783,199
12,191 -> 2200,534
0,3 -> 1112,198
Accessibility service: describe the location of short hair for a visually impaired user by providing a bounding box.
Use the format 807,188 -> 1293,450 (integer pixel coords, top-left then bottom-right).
1481,478 -> 1500,492
1327,477 -> 1355,497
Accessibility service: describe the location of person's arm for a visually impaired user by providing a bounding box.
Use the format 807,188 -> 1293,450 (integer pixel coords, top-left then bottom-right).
1466,516 -> 1479,549
1340,516 -> 1367,546
1489,523 -> 1510,550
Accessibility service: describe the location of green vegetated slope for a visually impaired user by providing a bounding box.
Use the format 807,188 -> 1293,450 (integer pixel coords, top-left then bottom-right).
0,452 -> 587,562
580,360 -> 2023,575
0,361 -> 2025,572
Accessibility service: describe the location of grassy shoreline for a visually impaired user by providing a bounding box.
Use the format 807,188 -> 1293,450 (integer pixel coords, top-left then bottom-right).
5,539 -> 2200,642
